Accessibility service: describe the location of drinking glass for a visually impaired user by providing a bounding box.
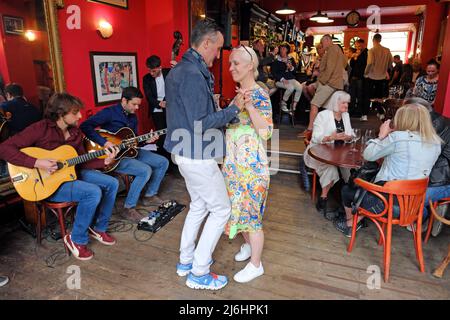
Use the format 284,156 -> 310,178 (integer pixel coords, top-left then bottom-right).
350,128 -> 361,152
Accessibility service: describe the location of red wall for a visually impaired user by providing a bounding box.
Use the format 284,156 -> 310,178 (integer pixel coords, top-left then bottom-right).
435,5 -> 450,116
0,0 -> 49,106
58,0 -> 189,134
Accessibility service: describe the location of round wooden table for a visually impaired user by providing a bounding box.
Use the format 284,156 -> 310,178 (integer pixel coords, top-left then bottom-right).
308,143 -> 364,169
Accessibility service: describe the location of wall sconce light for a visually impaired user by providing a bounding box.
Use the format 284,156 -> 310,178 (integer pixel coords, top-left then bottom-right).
97,19 -> 113,39
24,30 -> 37,41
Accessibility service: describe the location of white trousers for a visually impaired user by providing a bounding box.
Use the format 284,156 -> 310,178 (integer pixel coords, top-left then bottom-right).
175,155 -> 231,276
276,79 -> 304,102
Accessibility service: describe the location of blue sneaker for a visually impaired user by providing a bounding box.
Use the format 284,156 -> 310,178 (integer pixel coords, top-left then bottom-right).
186,272 -> 228,290
176,262 -> 192,276
176,259 -> 215,276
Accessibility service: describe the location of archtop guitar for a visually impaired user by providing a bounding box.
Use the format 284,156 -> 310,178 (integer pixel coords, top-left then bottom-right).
84,127 -> 167,173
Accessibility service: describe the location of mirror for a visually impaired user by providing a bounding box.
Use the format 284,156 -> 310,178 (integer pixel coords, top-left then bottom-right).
0,0 -> 65,114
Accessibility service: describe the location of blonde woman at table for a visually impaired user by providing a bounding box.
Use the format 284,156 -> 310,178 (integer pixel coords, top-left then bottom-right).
304,91 -> 353,217
334,104 -> 442,237
223,45 -> 273,283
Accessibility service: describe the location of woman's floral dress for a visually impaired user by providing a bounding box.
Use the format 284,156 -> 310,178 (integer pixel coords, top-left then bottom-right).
223,86 -> 273,239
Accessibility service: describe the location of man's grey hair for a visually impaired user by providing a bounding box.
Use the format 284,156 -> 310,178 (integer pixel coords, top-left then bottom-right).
191,19 -> 223,48
403,97 -> 433,112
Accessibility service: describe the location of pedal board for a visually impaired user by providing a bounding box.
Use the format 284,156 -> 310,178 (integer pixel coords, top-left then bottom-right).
137,200 -> 185,233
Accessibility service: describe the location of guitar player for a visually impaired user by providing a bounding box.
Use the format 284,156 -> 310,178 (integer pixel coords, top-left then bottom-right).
80,87 -> 169,222
0,93 -> 120,261
143,55 -> 174,171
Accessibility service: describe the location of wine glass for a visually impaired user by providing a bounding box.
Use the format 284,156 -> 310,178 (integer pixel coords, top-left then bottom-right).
350,128 -> 361,152
364,129 -> 375,141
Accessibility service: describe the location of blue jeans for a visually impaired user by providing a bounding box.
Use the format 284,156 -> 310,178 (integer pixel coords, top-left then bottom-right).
48,169 -> 119,245
115,149 -> 169,208
423,185 -> 450,219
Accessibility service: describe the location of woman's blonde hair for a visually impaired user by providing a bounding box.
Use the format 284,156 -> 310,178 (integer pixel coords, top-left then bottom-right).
232,45 -> 259,80
394,104 -> 442,144
324,90 -> 350,112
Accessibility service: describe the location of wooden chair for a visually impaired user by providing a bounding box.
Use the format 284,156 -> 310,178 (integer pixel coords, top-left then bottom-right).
37,201 -> 77,254
427,199 -> 450,278
424,197 -> 450,243
348,178 -> 429,282
303,130 -> 317,201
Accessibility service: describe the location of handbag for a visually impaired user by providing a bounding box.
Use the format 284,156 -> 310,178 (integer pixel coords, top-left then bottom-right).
348,161 -> 381,214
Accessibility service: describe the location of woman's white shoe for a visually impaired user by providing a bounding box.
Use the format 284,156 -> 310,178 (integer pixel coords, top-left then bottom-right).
233,262 -> 264,283
234,243 -> 252,262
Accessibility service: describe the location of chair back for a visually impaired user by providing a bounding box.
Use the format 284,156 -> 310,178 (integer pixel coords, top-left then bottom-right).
355,178 -> 429,226
303,130 -> 312,147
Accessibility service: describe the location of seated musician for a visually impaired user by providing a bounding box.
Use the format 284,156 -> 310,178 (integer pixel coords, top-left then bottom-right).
80,87 -> 169,222
0,93 -> 120,261
0,83 -> 42,136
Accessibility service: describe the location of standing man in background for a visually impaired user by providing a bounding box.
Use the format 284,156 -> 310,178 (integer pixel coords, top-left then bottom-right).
143,55 -> 173,169
362,33 -> 393,121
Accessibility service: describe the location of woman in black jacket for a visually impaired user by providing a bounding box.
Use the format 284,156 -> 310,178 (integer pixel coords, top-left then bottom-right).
404,98 -> 450,230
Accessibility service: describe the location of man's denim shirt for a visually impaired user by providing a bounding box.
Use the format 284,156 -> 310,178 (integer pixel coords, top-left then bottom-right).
164,48 -> 239,160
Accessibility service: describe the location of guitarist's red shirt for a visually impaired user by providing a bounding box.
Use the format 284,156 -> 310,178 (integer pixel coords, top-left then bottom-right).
0,119 -> 104,170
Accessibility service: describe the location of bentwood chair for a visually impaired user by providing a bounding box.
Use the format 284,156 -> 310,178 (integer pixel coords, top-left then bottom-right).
348,178 -> 429,282
424,197 -> 450,243
427,199 -> 450,278
37,201 -> 77,254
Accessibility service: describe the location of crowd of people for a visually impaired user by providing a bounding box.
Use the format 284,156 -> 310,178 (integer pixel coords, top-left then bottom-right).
0,19 -> 448,292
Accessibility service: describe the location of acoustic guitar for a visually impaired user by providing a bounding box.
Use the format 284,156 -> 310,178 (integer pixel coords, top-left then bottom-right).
84,127 -> 167,173
7,145 -> 113,202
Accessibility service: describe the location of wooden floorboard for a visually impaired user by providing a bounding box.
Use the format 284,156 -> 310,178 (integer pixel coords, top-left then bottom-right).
0,118 -> 449,299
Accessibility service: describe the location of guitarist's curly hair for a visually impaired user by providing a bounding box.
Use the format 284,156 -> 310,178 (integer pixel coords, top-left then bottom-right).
45,92 -> 84,121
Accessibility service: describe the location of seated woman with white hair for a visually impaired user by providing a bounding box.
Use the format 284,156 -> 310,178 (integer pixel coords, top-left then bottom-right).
303,91 -> 353,216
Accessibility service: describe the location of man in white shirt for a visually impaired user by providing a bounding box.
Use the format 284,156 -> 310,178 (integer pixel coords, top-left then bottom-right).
143,55 -> 172,167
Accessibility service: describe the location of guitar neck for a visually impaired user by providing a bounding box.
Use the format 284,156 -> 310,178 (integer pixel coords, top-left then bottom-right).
70,128 -> 168,167
125,128 -> 167,145
66,149 -> 108,167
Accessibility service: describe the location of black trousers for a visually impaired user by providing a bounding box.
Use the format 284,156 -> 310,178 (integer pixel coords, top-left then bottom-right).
150,111 -> 175,171
362,78 -> 389,116
349,78 -> 364,116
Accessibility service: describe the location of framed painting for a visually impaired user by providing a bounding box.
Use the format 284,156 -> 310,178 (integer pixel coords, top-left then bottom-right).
90,52 -> 138,105
89,0 -> 128,9
2,15 -> 24,35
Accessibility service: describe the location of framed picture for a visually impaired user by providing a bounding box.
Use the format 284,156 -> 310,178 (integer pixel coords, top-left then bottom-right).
90,52 -> 138,105
89,0 -> 128,9
2,15 -> 24,35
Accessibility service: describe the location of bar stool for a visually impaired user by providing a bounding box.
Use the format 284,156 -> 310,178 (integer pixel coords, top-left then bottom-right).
37,201 -> 77,254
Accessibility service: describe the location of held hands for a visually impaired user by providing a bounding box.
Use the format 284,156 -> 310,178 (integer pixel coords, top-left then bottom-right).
159,101 -> 167,108
235,88 -> 253,111
378,120 -> 394,140
34,159 -> 58,175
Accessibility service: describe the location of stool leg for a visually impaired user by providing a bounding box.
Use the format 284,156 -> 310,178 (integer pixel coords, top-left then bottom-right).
36,205 -> 43,245
57,208 -> 69,255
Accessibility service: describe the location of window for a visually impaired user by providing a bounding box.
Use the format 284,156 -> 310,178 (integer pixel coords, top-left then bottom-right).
368,31 -> 409,62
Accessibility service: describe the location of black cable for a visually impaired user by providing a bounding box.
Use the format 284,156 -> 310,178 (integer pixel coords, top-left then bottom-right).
44,248 -> 70,268
133,228 -> 154,242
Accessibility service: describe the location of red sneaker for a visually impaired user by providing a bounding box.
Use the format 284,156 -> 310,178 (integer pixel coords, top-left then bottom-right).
63,234 -> 94,261
88,227 -> 116,246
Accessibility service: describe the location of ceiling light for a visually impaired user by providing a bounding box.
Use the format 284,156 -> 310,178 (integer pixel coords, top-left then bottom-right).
276,1 -> 296,15
310,10 -> 327,22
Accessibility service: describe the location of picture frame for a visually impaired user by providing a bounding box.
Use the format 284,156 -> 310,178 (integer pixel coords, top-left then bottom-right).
2,15 -> 24,35
89,0 -> 128,9
90,52 -> 139,105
